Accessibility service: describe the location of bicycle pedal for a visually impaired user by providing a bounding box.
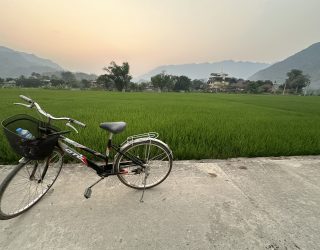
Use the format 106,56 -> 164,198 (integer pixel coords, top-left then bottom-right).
84,187 -> 92,199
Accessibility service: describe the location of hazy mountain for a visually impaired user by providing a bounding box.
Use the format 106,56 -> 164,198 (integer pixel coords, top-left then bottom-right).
73,72 -> 97,81
0,46 -> 63,78
249,42 -> 320,89
134,60 -> 270,82
41,71 -> 97,81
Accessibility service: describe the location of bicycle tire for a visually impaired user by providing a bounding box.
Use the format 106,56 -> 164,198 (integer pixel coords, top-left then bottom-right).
115,139 -> 173,190
0,149 -> 63,220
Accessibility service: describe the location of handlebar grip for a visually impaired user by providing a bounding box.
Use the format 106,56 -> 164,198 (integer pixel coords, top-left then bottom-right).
72,119 -> 86,127
19,95 -> 33,103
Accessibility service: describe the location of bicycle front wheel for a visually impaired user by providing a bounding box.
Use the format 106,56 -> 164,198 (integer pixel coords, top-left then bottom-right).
115,140 -> 173,190
0,149 -> 63,220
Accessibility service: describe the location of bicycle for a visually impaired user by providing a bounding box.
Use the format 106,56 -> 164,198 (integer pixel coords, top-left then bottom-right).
0,95 -> 173,220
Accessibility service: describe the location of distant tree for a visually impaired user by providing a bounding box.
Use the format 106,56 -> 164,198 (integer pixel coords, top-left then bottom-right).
233,80 -> 246,92
96,74 -> 114,90
81,79 -> 91,89
245,81 -> 260,93
151,72 -> 173,91
138,82 -> 149,91
282,69 -> 310,94
50,74 -> 59,80
102,61 -> 132,91
259,80 -> 273,93
243,80 -> 273,94
191,79 -> 205,91
0,77 -> 4,85
173,75 -> 191,92
166,76 -> 175,91
70,81 -> 81,88
50,79 -> 64,87
61,71 -> 76,85
31,72 -> 41,79
42,75 -> 50,81
127,82 -> 139,92
16,77 -> 42,87
228,77 -> 238,84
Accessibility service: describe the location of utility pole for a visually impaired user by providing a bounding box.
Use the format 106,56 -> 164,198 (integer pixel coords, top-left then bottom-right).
304,80 -> 311,96
282,81 -> 287,95
272,81 -> 277,94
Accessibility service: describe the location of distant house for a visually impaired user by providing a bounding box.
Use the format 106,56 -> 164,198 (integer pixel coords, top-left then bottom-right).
207,73 -> 231,92
90,80 -> 98,88
2,80 -> 16,88
206,73 -> 246,92
143,83 -> 157,92
6,80 -> 16,85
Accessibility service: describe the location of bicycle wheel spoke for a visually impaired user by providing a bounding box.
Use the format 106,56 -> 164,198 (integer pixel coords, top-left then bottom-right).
4,178 -> 30,187
117,141 -> 172,189
24,166 -> 32,177
17,171 -> 30,179
150,152 -> 167,161
0,150 -> 63,219
3,184 -> 30,197
15,181 -> 32,214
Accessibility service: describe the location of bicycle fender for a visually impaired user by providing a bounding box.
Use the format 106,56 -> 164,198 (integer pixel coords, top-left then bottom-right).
120,137 -> 173,157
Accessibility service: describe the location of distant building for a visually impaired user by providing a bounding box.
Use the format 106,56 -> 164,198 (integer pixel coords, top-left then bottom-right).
142,83 -> 157,92
207,72 -> 231,92
2,80 -> 16,88
90,80 -> 98,87
206,73 -> 246,92
6,80 -> 16,84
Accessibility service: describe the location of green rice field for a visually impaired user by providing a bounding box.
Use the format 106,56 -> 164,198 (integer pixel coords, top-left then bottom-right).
1,88 -> 320,163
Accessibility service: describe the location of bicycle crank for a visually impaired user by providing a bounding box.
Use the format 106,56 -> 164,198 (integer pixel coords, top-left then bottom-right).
84,177 -> 104,199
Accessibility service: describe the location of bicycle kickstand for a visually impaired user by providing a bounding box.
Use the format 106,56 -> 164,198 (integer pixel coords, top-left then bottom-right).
140,171 -> 149,203
84,177 -> 104,199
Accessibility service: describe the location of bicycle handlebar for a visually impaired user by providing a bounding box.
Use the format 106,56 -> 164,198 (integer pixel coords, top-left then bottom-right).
17,95 -> 86,128
70,119 -> 86,127
19,95 -> 33,103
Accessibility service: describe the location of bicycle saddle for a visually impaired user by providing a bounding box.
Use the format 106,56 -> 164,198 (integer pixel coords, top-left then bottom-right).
99,122 -> 126,134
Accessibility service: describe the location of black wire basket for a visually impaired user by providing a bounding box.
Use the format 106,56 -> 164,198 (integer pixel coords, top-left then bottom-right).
2,114 -> 61,160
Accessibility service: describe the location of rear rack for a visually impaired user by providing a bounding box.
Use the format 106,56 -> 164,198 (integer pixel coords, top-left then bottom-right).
123,132 -> 159,145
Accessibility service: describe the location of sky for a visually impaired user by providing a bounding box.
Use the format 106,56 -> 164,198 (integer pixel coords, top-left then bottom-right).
1,0 -> 320,77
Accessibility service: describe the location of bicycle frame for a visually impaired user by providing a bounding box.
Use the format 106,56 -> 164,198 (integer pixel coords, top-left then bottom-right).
5,95 -> 173,210
58,136 -> 145,177
13,95 -> 157,177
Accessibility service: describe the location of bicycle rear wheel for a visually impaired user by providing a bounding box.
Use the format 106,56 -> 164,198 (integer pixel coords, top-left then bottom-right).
115,140 -> 173,190
0,149 -> 63,220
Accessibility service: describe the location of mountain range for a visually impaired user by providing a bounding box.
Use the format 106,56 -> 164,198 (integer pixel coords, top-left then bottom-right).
135,61 -> 270,82
249,42 -> 320,89
0,46 -> 63,78
1,43 -> 320,89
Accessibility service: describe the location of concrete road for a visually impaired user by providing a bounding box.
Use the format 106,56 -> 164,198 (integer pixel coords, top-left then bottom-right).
0,156 -> 320,250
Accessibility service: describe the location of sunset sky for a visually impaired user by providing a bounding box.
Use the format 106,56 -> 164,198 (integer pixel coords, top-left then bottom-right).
1,0 -> 320,76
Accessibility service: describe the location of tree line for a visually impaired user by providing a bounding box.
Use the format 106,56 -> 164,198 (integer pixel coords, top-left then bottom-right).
0,71 -> 92,89
96,62 -> 312,94
0,61 -> 315,95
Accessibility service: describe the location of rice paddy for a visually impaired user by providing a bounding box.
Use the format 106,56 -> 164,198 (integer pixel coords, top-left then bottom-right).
1,88 -> 320,163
